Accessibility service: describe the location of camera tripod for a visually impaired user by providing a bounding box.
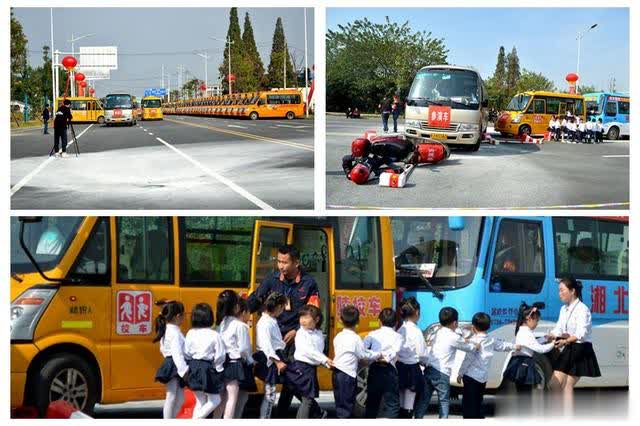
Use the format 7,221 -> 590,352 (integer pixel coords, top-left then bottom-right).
49,123 -> 80,157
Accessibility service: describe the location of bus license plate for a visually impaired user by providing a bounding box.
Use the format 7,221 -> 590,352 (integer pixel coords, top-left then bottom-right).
430,132 -> 448,140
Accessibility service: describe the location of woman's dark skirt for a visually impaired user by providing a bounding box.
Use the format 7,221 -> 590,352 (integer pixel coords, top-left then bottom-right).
187,359 -> 223,394
550,342 -> 601,377
503,356 -> 542,386
396,361 -> 424,392
284,360 -> 319,399
155,356 -> 186,387
253,350 -> 285,385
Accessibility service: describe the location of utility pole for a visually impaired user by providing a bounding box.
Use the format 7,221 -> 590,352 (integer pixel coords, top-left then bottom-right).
210,36 -> 234,94
194,52 -> 210,97
168,72 -> 171,102
304,8 -> 309,117
67,32 -> 94,97
283,40 -> 287,89
50,9 -> 56,108
576,23 -> 598,83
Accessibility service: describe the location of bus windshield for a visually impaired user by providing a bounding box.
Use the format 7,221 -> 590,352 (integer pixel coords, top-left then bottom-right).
392,217 -> 483,288
142,99 -> 161,108
506,94 -> 531,112
10,217 -> 83,274
105,95 -> 133,110
407,69 -> 480,110
586,96 -> 603,115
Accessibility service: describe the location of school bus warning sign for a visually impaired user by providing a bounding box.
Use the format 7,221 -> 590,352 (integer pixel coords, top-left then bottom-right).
116,290 -> 152,335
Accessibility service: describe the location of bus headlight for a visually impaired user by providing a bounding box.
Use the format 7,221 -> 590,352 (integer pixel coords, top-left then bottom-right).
405,119 -> 421,128
459,123 -> 479,131
10,287 -> 58,341
511,114 -> 523,124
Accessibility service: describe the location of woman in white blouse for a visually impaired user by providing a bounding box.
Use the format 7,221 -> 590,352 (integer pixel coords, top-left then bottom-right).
546,277 -> 601,395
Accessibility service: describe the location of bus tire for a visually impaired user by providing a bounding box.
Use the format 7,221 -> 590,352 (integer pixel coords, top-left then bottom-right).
35,353 -> 99,417
97,116 -> 105,125
286,111 -> 295,120
606,126 -> 620,141
353,365 -> 369,418
518,125 -> 531,137
249,112 -> 259,120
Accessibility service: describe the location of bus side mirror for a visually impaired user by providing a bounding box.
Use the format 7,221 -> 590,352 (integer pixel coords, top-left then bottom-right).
18,216 -> 42,224
448,216 -> 465,231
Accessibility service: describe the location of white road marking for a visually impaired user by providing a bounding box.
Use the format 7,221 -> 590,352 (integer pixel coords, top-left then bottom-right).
155,137 -> 274,210
148,133 -> 154,136
275,124 -> 310,129
602,155 -> 629,158
227,124 -> 248,129
11,124 -> 94,196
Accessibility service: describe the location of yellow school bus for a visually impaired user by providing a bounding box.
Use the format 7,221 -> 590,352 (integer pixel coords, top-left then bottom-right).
163,89 -> 305,120
495,91 -> 586,136
56,97 -> 105,124
141,96 -> 163,121
10,216 -> 395,416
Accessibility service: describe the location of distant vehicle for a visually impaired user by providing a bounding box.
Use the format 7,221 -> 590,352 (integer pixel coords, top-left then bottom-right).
496,91 -> 586,137
163,89 -> 305,120
141,96 -> 163,121
404,65 -> 489,152
103,94 -> 137,126
55,97 -> 105,124
584,92 -> 630,140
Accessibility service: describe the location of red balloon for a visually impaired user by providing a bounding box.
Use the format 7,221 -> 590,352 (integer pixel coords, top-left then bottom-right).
228,73 -> 236,82
565,73 -> 579,83
89,88 -> 95,94
75,73 -> 86,82
80,81 -> 88,88
61,56 -> 77,70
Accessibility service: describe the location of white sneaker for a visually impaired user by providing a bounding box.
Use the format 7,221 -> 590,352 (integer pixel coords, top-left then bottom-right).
61,152 -> 68,158
54,152 -> 61,158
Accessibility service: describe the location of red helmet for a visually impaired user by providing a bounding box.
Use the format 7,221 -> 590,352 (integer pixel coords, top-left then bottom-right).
349,163 -> 371,184
351,138 -> 371,157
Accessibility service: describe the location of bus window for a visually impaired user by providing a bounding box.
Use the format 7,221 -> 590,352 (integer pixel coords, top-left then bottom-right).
68,218 -> 109,282
618,101 -> 630,115
10,217 -> 83,274
392,217 -> 482,288
336,217 -> 382,290
71,100 -> 87,111
181,217 -> 253,285
605,101 -> 617,117
546,97 -> 560,115
553,218 -> 629,279
254,226 -> 290,283
533,99 -> 545,114
117,217 -> 172,282
490,219 -> 544,294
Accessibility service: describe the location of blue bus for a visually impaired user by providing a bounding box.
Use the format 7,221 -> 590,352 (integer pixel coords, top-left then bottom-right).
584,92 -> 630,140
391,216 -> 629,391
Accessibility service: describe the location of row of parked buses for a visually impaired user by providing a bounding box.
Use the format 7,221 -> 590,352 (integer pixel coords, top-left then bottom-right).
10,216 -> 628,416
162,89 -> 305,120
52,95 -> 163,125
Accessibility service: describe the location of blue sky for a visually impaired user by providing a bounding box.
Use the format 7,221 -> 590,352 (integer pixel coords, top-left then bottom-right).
328,8 -> 629,92
15,8 -> 314,98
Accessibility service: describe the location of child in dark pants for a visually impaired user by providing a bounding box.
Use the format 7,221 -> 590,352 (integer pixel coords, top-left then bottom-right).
457,313 -> 519,418
363,308 -> 404,418
332,305 -> 381,418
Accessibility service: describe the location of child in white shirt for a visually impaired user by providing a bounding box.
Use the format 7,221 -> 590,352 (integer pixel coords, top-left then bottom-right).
185,303 -> 225,419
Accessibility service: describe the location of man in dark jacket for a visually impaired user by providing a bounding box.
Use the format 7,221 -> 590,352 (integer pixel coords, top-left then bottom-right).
53,99 -> 73,157
379,97 -> 392,132
42,104 -> 50,135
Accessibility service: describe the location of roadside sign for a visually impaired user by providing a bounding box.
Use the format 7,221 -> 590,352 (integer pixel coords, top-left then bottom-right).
144,88 -> 167,97
116,290 -> 152,335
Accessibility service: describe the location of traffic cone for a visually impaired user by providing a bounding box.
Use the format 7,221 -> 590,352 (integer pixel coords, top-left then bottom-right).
45,400 -> 92,419
176,388 -> 196,419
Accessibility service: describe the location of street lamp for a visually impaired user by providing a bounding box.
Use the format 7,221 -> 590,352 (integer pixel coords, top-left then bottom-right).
194,51 -> 210,97
210,36 -> 235,94
576,23 -> 598,84
67,32 -> 95,96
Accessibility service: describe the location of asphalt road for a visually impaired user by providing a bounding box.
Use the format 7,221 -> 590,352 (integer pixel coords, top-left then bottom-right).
326,116 -> 630,210
11,115 -> 314,210
93,388 -> 628,419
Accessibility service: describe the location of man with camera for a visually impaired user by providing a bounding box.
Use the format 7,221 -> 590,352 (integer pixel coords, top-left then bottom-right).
52,99 -> 73,158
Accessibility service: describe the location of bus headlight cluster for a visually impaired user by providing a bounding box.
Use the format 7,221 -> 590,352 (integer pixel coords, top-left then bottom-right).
10,288 -> 57,341
459,123 -> 480,131
405,119 -> 421,128
511,114 -> 523,124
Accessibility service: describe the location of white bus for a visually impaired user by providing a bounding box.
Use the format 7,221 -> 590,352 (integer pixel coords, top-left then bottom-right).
104,94 -> 137,126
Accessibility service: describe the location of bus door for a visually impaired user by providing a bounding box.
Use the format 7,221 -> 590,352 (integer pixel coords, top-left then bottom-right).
485,217 -> 552,330
110,217 -> 178,394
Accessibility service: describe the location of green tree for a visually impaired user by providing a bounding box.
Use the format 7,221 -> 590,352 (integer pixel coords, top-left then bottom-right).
265,17 -> 296,89
218,8 -> 243,94
326,17 -> 448,112
241,12 -> 264,90
515,69 -> 556,93
493,46 -> 507,90
10,9 -> 28,101
183,78 -> 203,99
506,46 -> 521,94
577,84 -> 598,94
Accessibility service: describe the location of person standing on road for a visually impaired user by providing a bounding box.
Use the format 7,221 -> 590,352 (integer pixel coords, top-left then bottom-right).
391,95 -> 402,133
595,118 -> 604,143
560,115 -> 568,142
577,117 -> 586,143
546,277 -> 600,413
379,97 -> 392,133
53,99 -> 73,157
585,118 -> 594,143
247,244 -> 320,418
42,104 -> 50,135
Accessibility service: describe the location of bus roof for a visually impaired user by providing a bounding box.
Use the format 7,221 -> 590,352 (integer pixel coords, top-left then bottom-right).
417,64 -> 481,74
516,91 -> 584,99
582,92 -> 630,99
142,96 -> 162,100
56,96 -> 100,101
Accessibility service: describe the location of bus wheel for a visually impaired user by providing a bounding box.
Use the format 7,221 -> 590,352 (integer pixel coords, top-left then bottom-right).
518,125 -> 531,137
249,112 -> 259,120
353,366 -> 369,418
35,353 -> 99,417
606,126 -> 620,141
97,116 -> 105,125
286,111 -> 295,120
